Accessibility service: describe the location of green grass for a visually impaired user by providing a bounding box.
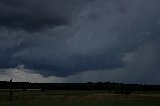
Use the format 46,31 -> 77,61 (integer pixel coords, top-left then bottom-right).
0,90 -> 160,106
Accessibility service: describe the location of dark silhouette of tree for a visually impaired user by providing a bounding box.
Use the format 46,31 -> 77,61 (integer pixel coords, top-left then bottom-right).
9,79 -> 12,100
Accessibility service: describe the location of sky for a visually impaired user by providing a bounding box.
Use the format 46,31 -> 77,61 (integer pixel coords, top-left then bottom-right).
0,0 -> 160,84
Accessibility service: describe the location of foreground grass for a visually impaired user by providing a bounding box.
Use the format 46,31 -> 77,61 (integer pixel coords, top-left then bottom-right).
0,90 -> 160,106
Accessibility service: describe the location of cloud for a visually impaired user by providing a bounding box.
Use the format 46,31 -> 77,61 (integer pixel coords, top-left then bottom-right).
65,41 -> 160,84
0,0 -> 92,32
0,65 -> 64,83
0,0 -> 160,83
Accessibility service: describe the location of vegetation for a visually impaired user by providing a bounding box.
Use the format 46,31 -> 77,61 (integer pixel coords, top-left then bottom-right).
0,81 -> 160,106
0,90 -> 160,106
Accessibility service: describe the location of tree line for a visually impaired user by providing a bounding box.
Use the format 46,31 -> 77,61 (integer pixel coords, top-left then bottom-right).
1,81 -> 160,95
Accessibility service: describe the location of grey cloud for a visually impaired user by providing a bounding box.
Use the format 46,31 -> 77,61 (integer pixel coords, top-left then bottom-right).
65,42 -> 160,84
0,0 -> 160,83
0,0 -> 92,32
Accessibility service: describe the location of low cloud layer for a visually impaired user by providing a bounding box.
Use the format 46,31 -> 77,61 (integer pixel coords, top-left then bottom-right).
0,65 -> 64,83
0,0 -> 160,84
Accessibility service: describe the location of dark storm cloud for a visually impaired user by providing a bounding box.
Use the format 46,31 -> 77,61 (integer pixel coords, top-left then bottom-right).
0,0 -> 91,31
0,0 -> 160,83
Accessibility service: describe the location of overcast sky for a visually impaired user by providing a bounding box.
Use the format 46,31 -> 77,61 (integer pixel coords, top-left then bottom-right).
0,0 -> 160,84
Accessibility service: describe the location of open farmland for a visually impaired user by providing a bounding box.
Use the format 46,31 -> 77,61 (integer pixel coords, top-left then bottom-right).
0,90 -> 160,106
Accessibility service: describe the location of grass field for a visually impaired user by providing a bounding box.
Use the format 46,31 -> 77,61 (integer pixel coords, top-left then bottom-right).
0,90 -> 160,106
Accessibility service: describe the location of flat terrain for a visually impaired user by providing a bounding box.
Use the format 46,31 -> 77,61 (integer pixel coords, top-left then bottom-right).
0,90 -> 160,106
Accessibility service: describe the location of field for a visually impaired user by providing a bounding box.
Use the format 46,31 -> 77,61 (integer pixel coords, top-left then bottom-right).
0,90 -> 160,106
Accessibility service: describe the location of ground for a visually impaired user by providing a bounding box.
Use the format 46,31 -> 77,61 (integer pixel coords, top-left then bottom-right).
0,90 -> 160,106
